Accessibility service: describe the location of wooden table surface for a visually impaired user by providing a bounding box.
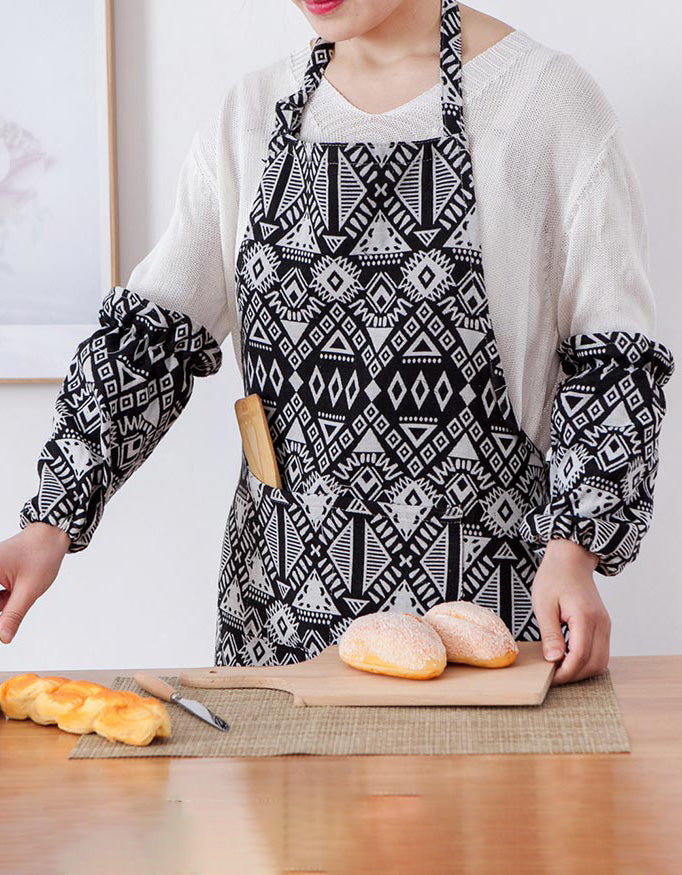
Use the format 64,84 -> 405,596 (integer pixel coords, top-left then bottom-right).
1,655 -> 681,875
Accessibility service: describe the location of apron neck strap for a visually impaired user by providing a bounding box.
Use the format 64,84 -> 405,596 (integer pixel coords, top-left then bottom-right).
269,0 -> 465,154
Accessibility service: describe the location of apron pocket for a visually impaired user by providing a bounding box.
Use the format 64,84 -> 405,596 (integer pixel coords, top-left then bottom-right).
241,461 -> 464,643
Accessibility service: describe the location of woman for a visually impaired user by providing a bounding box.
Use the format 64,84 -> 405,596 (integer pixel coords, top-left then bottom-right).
0,0 -> 674,685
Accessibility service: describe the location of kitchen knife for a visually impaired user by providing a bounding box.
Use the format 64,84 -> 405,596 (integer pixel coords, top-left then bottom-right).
134,672 -> 230,732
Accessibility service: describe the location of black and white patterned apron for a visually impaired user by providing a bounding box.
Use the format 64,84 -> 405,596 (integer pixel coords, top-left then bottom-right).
214,0 -> 551,666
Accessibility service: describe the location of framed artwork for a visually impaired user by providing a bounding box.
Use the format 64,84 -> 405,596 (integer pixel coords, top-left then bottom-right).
0,0 -> 119,383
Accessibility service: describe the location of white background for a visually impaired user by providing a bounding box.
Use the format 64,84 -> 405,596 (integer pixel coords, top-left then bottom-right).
0,0 -> 680,671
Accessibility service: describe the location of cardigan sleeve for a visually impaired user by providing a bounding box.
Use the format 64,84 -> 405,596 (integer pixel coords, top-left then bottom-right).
123,125 -> 235,346
518,128 -> 676,575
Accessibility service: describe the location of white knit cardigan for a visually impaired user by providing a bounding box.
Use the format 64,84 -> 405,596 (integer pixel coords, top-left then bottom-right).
125,29 -> 657,456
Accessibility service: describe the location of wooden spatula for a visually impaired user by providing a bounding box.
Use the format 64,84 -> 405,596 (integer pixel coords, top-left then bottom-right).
234,393 -> 282,488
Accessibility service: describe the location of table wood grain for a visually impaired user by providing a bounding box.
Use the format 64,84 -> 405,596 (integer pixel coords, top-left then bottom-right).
1,655 -> 681,875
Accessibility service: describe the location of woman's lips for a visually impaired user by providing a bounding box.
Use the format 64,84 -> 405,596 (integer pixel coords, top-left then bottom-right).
304,0 -> 345,15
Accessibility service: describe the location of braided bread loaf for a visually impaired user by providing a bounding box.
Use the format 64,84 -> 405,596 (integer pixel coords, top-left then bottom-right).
0,673 -> 171,746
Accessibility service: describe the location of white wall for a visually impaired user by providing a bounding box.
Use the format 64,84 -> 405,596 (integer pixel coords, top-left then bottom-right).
1,0 -> 680,671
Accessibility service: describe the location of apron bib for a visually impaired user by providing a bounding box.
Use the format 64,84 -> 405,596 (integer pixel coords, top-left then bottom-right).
215,0 -> 550,666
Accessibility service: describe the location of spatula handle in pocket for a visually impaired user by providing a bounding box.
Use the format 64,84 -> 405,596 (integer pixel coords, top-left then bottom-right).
234,393 -> 282,489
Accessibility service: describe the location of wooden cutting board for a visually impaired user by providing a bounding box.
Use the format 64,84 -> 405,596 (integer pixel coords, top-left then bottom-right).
179,642 -> 555,707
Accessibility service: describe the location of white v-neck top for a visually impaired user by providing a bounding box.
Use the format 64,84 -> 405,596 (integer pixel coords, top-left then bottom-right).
125,29 -> 657,456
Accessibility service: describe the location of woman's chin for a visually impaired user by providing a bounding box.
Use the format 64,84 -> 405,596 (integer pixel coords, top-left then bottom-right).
294,0 -> 404,43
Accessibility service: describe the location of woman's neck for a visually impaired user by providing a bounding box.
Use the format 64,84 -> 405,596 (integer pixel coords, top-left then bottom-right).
317,2 -> 515,116
330,0 -> 442,70
325,2 -> 515,70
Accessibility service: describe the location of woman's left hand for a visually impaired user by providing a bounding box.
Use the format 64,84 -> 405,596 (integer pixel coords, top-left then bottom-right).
531,537 -> 612,686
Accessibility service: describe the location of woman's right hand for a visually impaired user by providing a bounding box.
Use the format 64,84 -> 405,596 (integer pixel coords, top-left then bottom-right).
0,523 -> 71,644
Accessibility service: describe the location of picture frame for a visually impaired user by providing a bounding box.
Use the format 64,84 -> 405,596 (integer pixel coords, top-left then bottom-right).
0,0 -> 120,384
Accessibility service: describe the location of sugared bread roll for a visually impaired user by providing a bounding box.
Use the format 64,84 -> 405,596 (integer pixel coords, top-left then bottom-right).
423,601 -> 519,668
338,612 -> 447,679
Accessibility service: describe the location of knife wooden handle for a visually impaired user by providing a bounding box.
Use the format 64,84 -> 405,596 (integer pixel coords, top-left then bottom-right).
134,672 -> 177,702
235,393 -> 282,489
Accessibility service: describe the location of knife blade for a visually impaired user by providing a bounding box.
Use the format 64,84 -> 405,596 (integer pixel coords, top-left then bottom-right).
134,672 -> 230,732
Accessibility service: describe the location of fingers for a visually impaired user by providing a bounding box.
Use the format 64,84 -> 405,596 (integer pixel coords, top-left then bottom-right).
0,580 -> 35,644
584,628 -> 610,680
533,590 -> 566,663
551,606 -> 611,685
551,616 -> 593,685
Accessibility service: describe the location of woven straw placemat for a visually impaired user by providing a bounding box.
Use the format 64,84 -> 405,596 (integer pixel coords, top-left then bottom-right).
68,669 -> 630,758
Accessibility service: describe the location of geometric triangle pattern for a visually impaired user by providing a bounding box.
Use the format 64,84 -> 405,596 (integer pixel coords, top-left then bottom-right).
518,330 -> 675,576
214,1 -> 675,665
19,287 -> 223,551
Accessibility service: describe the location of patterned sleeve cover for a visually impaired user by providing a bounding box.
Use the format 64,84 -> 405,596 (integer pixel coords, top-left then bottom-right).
518,331 -> 675,576
19,286 -> 222,553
